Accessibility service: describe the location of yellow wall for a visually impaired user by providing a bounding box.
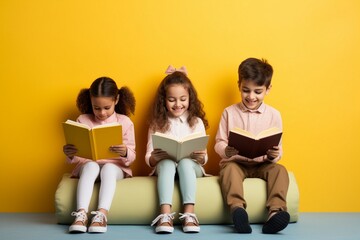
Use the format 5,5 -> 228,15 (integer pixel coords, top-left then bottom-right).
1,0 -> 360,212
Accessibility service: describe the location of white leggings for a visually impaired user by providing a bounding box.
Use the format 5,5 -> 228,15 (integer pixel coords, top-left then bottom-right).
77,161 -> 124,212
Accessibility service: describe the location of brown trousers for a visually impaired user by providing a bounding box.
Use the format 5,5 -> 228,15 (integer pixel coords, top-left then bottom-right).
219,161 -> 289,214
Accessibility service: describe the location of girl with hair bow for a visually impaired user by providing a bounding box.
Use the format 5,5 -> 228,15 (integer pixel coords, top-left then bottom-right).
145,65 -> 209,234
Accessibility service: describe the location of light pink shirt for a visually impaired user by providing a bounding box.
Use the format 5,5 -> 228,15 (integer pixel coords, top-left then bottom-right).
66,112 -> 136,178
145,111 -> 208,175
214,102 -> 283,166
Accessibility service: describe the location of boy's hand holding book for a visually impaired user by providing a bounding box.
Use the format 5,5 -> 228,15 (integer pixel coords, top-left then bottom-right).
266,146 -> 280,161
225,146 -> 239,158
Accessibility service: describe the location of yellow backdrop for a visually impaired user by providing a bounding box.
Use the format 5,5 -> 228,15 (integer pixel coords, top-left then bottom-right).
1,0 -> 359,212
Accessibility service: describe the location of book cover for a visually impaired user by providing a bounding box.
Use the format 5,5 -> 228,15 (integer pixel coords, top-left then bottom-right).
62,120 -> 122,160
228,127 -> 282,159
152,132 -> 209,161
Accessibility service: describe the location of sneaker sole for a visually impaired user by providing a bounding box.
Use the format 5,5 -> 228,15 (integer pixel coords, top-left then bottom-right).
262,211 -> 290,234
69,225 -> 87,233
183,226 -> 200,233
155,226 -> 174,233
232,208 -> 252,233
88,226 -> 107,233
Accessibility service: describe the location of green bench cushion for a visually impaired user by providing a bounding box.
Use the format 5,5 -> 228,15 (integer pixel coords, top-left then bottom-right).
55,172 -> 299,224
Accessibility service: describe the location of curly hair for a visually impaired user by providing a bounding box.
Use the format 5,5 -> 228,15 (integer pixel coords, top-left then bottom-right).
149,71 -> 208,132
76,77 -> 135,116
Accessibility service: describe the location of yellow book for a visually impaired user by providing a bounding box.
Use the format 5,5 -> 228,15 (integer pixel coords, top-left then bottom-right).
62,120 -> 122,160
152,132 -> 209,161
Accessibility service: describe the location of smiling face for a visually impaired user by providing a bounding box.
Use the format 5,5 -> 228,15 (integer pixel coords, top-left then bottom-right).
91,96 -> 118,121
165,83 -> 189,118
239,80 -> 271,110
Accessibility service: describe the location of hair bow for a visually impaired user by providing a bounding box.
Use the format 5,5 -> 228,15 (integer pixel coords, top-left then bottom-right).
165,65 -> 188,76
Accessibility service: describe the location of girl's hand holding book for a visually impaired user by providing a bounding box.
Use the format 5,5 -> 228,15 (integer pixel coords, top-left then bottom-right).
63,144 -> 78,159
190,150 -> 206,164
149,149 -> 171,166
109,145 -> 127,157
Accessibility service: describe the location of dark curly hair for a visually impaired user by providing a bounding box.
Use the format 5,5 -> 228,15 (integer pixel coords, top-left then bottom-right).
76,77 -> 135,116
149,71 -> 208,132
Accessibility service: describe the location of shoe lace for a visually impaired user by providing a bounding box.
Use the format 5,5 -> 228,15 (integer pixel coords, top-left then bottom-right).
71,211 -> 87,223
151,212 -> 176,226
90,211 -> 107,224
179,212 -> 199,224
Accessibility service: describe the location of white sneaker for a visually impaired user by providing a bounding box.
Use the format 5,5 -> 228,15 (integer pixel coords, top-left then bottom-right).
151,212 -> 176,233
69,211 -> 88,233
179,212 -> 200,233
88,211 -> 107,233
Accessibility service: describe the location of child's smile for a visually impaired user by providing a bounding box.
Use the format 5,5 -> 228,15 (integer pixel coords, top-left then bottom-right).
239,80 -> 270,110
165,84 -> 189,118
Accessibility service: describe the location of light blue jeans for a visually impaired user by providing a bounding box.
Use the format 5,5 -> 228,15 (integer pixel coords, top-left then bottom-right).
155,158 -> 203,205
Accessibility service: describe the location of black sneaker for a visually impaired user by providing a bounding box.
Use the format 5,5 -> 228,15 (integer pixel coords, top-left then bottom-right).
262,211 -> 290,234
232,208 -> 252,233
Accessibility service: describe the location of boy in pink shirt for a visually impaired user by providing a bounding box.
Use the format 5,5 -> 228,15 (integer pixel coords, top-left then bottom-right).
214,58 -> 290,234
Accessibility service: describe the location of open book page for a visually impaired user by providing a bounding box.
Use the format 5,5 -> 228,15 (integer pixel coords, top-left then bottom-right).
231,127 -> 281,140
177,135 -> 209,160
92,122 -> 123,129
64,119 -> 90,129
255,127 -> 282,139
180,132 -> 204,142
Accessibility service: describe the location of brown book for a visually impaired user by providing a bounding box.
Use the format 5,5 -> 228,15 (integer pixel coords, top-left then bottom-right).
228,127 -> 282,159
62,120 -> 122,160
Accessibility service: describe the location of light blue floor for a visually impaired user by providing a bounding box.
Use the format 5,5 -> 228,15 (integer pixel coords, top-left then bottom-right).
0,213 -> 359,240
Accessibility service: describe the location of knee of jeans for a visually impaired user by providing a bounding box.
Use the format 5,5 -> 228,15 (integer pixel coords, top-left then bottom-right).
156,159 -> 176,176
157,159 -> 176,170
177,158 -> 194,170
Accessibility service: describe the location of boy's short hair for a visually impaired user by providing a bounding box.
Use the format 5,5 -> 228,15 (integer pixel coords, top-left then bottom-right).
237,58 -> 273,88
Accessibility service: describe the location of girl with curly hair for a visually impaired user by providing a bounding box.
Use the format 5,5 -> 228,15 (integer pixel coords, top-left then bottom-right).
145,66 -> 209,234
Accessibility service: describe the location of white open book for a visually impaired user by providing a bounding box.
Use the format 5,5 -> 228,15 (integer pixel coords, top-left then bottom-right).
152,132 -> 209,161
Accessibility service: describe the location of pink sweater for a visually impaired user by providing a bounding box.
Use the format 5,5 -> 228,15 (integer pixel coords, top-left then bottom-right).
66,112 -> 136,177
214,102 -> 283,166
